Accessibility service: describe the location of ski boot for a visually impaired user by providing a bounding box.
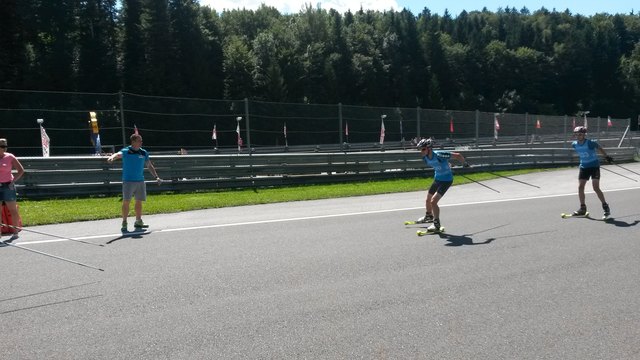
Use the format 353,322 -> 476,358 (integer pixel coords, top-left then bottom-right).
427,219 -> 443,233
416,213 -> 434,224
572,206 -> 588,217
134,219 -> 149,230
602,203 -> 611,219
121,220 -> 128,232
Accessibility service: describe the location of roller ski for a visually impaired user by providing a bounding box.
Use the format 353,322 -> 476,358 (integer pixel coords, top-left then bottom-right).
417,221 -> 444,236
404,214 -> 434,225
561,206 -> 588,219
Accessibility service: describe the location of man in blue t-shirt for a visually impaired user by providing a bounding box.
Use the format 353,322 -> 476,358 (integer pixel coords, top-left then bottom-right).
107,134 -> 161,232
570,126 -> 613,217
414,138 -> 468,232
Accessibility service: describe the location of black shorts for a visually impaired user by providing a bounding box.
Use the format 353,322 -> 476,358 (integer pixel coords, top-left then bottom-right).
428,180 -> 453,195
579,167 -> 600,180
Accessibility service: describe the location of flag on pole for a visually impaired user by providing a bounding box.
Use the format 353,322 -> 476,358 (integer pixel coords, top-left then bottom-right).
89,111 -> 101,155
40,125 -> 50,157
345,122 -> 349,137
572,117 -> 576,129
283,122 -> 287,138
449,117 -> 454,133
536,119 -> 541,129
494,114 -> 500,140
236,122 -> 242,150
583,115 -> 588,129
212,124 -> 217,140
607,116 -> 612,127
134,124 -> 139,135
379,118 -> 386,144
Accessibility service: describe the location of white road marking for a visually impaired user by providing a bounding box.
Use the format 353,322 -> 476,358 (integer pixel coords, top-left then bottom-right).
11,186 -> 640,246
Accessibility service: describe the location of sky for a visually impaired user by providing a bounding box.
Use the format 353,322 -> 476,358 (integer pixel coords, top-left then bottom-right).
199,0 -> 635,17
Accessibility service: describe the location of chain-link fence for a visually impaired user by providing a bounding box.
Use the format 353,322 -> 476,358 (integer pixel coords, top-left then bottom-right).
0,89 -> 634,156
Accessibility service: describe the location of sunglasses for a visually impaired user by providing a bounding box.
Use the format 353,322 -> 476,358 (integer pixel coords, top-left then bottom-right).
0,145 -> 7,148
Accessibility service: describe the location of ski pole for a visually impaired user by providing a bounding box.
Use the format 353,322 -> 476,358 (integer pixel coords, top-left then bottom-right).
488,172 -> 540,188
612,163 -> 640,177
0,240 -> 104,272
0,223 -> 104,247
458,174 -> 501,193
600,166 -> 638,182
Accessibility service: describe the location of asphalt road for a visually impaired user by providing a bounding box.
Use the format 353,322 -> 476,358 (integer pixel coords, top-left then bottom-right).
2,164 -> 640,359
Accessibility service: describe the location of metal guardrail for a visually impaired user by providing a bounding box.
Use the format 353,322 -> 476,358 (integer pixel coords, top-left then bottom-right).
16,146 -> 639,199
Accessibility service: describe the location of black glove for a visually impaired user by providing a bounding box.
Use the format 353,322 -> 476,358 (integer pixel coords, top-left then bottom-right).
605,156 -> 613,164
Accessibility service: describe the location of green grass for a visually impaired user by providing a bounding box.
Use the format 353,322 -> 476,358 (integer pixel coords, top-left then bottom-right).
19,168 -> 551,226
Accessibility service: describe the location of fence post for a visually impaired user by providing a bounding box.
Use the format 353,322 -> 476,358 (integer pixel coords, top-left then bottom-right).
563,115 -> 567,148
475,110 -> 480,148
524,112 -> 529,145
244,98 -> 251,150
338,102 -> 343,147
416,106 -> 421,139
119,91 -> 126,147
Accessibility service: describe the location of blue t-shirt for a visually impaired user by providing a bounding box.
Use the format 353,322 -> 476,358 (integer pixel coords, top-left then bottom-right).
572,139 -> 600,168
422,151 -> 454,181
120,146 -> 149,181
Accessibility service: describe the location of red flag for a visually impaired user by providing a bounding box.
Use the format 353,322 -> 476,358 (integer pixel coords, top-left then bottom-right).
449,117 -> 454,133
379,118 -> 386,144
607,116 -> 612,127
134,124 -> 139,135
345,122 -> 349,136
212,124 -> 217,140
536,119 -> 541,129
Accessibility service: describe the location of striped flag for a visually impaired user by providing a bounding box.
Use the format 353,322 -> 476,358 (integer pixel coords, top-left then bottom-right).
40,125 -> 50,157
379,118 -> 386,144
212,124 -> 217,140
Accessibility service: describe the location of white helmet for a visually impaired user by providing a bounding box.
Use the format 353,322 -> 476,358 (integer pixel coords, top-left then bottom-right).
416,138 -> 434,149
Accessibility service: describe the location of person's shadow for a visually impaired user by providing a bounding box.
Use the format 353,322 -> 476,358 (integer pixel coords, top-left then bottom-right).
425,224 -> 555,247
593,213 -> 640,228
106,229 -> 151,244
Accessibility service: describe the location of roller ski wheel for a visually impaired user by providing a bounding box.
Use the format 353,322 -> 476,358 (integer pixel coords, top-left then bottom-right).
561,211 -> 589,219
417,227 -> 445,236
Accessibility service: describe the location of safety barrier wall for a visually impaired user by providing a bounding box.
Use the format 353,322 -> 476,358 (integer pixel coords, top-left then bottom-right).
16,146 -> 638,199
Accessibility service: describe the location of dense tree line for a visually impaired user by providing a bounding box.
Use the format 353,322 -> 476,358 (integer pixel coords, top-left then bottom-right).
1,0 -> 640,118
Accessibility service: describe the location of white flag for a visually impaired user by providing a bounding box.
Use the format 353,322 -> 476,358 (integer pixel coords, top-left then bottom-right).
212,124 -> 217,140
40,125 -> 50,157
379,118 -> 386,144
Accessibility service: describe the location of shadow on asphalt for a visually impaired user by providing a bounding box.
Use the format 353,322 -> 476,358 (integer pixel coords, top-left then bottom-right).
106,230 -> 152,244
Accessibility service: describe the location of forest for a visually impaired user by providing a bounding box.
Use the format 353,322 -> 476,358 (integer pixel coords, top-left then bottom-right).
1,0 -> 640,120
